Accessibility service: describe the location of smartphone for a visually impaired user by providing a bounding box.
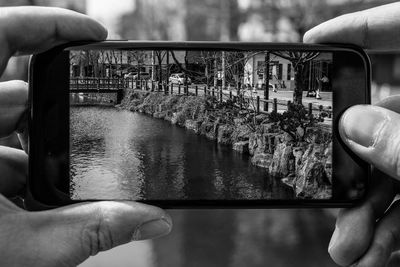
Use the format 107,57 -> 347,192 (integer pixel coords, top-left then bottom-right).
28,41 -> 371,209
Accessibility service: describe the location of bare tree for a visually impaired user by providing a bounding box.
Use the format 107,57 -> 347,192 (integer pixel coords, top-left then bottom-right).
154,50 -> 168,83
271,51 -> 319,105
127,50 -> 147,80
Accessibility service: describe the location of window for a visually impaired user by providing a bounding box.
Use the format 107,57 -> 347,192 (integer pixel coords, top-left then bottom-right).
287,64 -> 291,80
278,64 -> 283,80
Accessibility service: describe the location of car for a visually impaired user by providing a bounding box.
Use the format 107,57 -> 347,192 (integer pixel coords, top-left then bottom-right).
124,72 -> 151,80
169,73 -> 192,85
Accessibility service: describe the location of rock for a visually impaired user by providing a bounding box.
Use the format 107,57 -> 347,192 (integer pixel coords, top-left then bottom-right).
153,111 -> 166,119
233,118 -> 244,125
185,119 -> 202,133
248,132 -> 276,155
260,122 -> 279,134
274,132 -> 293,144
231,124 -> 252,143
233,141 -> 249,154
200,121 -> 218,140
269,143 -> 294,177
239,110 -> 248,116
249,133 -> 262,155
305,127 -> 331,144
263,133 -> 276,154
295,161 -> 328,198
217,124 -> 234,145
296,126 -> 305,139
251,153 -> 273,168
292,146 -> 305,173
294,144 -> 332,199
171,112 -> 179,125
281,174 -> 296,188
324,142 -> 333,184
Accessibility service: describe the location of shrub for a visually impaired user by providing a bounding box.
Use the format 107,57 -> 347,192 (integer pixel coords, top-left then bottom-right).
269,103 -> 318,142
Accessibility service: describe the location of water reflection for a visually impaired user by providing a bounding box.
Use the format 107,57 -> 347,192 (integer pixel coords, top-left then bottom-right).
70,106 -> 292,200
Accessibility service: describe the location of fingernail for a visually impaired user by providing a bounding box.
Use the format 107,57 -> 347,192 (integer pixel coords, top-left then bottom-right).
328,226 -> 340,253
132,218 -> 172,241
341,105 -> 387,147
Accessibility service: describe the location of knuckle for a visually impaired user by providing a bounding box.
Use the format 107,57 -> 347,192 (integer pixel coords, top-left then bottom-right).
371,241 -> 389,266
81,207 -> 115,256
389,134 -> 400,178
374,120 -> 400,179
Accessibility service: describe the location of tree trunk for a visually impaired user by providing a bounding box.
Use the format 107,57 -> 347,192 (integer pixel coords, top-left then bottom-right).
222,51 -> 226,89
137,57 -> 140,81
158,55 -> 162,83
293,64 -> 304,105
166,51 -> 170,85
151,51 -> 155,81
213,56 -> 217,88
205,62 -> 209,89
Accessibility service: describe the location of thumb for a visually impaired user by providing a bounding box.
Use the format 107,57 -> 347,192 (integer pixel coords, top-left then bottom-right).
3,201 -> 172,267
339,104 -> 400,180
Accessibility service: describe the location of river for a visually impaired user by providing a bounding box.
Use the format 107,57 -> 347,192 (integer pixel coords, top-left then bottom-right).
72,106 -> 337,267
70,106 -> 293,201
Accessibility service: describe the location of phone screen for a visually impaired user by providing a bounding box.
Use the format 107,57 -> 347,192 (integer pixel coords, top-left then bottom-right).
66,47 -> 357,201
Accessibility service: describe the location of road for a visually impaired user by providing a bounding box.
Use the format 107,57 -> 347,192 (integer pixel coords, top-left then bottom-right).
176,83 -> 332,107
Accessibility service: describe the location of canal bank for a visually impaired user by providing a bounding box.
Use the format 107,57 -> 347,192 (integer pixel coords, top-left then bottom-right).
118,90 -> 332,199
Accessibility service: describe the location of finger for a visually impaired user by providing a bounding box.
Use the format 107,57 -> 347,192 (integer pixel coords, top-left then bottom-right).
376,95 -> 400,113
0,133 -> 22,150
2,201 -> 172,267
353,200 -> 400,267
386,251 -> 400,267
328,170 -> 396,266
339,104 -> 400,180
0,6 -> 107,73
0,80 -> 27,138
0,146 -> 27,197
303,2 -> 400,50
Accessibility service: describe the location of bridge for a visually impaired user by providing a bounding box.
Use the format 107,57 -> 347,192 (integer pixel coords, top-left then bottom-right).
70,77 -> 125,104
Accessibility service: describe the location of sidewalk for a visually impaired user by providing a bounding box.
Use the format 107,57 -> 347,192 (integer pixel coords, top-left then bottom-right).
261,90 -> 332,108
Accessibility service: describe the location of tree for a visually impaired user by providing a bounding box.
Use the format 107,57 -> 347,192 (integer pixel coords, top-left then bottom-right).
154,50 -> 168,83
69,50 -> 101,77
127,50 -> 147,80
271,51 -> 319,105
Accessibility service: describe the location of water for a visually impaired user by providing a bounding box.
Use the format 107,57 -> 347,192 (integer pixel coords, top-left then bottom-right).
72,106 -> 338,267
70,106 -> 292,200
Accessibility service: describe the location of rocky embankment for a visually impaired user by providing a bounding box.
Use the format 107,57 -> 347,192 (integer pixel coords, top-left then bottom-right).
119,90 -> 332,199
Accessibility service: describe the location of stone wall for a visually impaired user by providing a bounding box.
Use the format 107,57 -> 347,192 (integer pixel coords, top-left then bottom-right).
119,90 -> 332,199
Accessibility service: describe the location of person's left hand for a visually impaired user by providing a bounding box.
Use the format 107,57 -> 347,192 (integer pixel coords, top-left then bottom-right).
0,7 -> 172,267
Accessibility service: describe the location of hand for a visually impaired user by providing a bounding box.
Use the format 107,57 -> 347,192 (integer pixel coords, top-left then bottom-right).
304,3 -> 400,266
0,7 -> 171,267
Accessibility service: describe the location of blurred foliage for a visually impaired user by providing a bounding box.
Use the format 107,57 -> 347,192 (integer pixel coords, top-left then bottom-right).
118,0 -> 398,42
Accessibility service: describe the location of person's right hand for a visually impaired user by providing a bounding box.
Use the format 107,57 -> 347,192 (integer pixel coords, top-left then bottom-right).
0,7 -> 172,267
304,3 -> 400,267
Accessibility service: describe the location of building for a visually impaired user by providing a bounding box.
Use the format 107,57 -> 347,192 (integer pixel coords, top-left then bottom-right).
70,49 -> 189,79
244,52 -> 332,91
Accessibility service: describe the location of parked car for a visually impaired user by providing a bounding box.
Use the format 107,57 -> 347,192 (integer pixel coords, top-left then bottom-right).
169,73 -> 192,85
124,72 -> 151,80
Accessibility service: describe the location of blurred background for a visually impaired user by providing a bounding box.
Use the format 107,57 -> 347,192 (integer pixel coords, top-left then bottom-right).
1,0 -> 399,266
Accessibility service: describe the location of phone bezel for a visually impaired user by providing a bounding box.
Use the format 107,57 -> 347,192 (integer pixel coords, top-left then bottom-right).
28,41 -> 371,209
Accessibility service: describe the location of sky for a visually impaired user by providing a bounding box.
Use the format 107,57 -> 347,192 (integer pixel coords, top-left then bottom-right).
86,0 -> 135,38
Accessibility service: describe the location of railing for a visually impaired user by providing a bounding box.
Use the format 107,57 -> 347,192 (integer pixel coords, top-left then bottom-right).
70,77 -> 125,91
128,79 -> 332,118
70,77 -> 332,118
